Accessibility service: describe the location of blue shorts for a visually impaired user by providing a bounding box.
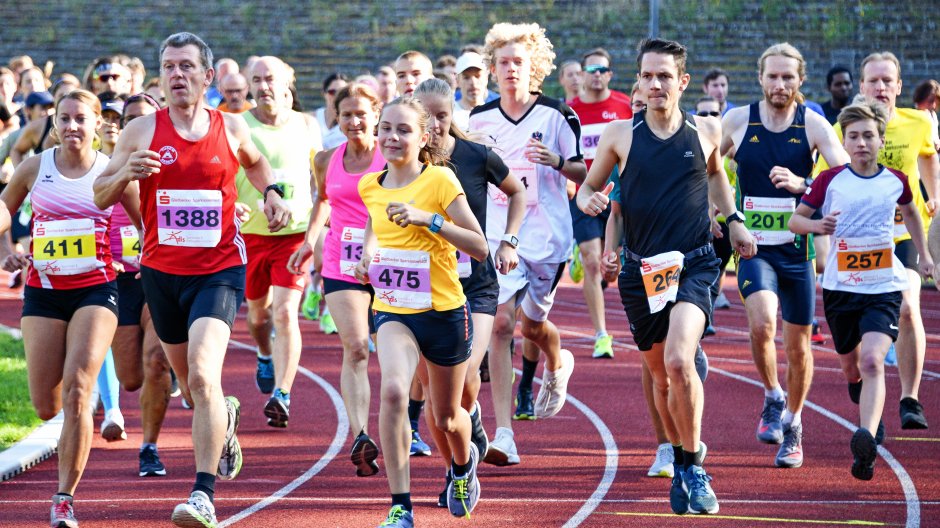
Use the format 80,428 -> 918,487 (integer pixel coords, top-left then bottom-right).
116,272 -> 145,326
140,265 -> 245,345
373,303 -> 472,366
23,281 -> 119,321
737,251 -> 815,325
570,197 -> 609,244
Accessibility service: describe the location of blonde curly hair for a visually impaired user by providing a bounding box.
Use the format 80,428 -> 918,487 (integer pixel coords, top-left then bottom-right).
482,22 -> 556,93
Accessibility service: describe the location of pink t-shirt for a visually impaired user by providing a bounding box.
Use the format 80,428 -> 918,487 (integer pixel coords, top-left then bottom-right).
108,204 -> 140,273
321,143 -> 386,282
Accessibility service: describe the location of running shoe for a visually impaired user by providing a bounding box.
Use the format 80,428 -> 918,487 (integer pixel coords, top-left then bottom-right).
301,288 -> 321,320
684,465 -> 719,514
319,312 -> 338,334
850,428 -> 877,481
217,396 -> 242,480
756,397 -> 785,444
264,390 -> 290,428
592,335 -> 614,359
483,427 -> 520,466
535,349 -> 574,419
351,431 -> 380,477
811,320 -> 826,344
447,443 -> 480,518
669,463 -> 689,515
50,493 -> 77,528
255,356 -> 274,394
569,245 -> 583,283
703,325 -> 716,337
139,444 -> 167,477
378,505 -> 414,528
884,343 -> 897,367
694,344 -> 709,382
169,369 -> 181,398
101,409 -> 127,442
875,419 -> 885,445
410,429 -> 431,457
775,422 -> 803,468
899,397 -> 928,429
647,442 -> 675,478
437,471 -> 453,508
513,386 -> 535,420
714,292 -> 731,309
469,401 -> 489,460
171,490 -> 217,528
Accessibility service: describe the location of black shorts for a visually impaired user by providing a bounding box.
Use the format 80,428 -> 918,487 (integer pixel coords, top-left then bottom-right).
462,278 -> 498,317
823,289 -> 902,355
323,277 -> 376,334
140,265 -> 245,345
894,239 -> 919,271
116,272 -> 145,326
737,253 -> 816,325
618,246 -> 719,352
22,281 -> 119,321
373,303 -> 472,366
570,197 -> 609,244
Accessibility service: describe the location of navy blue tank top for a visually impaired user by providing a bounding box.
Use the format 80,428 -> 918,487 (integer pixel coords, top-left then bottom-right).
620,110 -> 711,257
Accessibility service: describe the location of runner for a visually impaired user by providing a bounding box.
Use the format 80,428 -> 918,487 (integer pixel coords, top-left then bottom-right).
414,77 -> 525,503
92,32 -> 291,527
0,89 -> 129,527
469,22 -> 585,465
394,51 -> 433,98
568,47 -> 632,359
233,56 -> 317,429
354,96 -> 488,526
721,43 -> 849,468
790,100 -> 935,480
314,73 -> 349,150
578,38 -> 756,515
288,81 -> 387,476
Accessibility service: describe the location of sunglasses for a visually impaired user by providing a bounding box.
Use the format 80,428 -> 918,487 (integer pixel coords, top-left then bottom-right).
697,111 -> 720,117
325,89 -> 338,96
584,65 -> 611,74
97,74 -> 122,83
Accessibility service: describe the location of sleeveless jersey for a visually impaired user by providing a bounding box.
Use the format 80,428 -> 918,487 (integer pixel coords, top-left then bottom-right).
734,103 -> 814,260
140,108 -> 245,275
321,142 -> 386,282
235,110 -> 314,236
28,148 -> 115,289
108,204 -> 140,273
620,110 -> 711,257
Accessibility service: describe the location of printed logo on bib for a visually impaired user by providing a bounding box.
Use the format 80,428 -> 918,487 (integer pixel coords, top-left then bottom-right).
836,237 -> 893,286
158,146 -> 178,166
156,189 -> 223,247
369,248 -> 432,310
456,250 -> 471,278
32,218 -> 97,276
743,196 -> 795,245
120,226 -> 141,268
340,227 -> 365,277
640,251 -> 684,314
893,206 -> 908,238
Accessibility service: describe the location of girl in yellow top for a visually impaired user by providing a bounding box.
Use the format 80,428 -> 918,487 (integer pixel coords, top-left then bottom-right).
355,97 -> 488,526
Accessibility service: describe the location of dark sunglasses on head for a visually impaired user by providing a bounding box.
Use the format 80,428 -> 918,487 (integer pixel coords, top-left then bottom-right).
584,65 -> 611,74
325,88 -> 338,96
697,110 -> 720,117
97,74 -> 122,82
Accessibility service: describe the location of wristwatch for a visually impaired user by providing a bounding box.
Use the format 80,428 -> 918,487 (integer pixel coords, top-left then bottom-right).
264,183 -> 284,202
501,233 -> 519,248
726,211 -> 745,225
428,213 -> 445,233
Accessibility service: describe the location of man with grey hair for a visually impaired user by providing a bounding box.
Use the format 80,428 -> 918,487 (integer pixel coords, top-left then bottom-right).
94,32 -> 291,527
206,57 -> 238,108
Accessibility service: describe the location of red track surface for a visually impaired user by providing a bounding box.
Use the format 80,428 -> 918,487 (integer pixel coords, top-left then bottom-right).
0,276 -> 937,527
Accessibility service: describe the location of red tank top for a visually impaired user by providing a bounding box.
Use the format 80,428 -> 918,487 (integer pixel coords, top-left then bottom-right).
140,108 -> 245,275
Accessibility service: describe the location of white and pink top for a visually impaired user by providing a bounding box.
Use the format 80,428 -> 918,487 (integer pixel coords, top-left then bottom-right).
108,204 -> 140,273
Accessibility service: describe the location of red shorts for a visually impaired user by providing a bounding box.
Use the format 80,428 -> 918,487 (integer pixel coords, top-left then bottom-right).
244,232 -> 309,300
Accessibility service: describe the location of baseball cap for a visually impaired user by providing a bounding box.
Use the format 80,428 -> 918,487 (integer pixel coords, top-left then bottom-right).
456,52 -> 485,74
99,96 -> 125,116
25,91 -> 54,108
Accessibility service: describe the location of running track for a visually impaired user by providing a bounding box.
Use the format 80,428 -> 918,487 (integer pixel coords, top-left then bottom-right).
0,277 -> 937,527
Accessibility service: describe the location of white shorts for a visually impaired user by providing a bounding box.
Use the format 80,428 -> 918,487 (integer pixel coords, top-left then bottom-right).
496,257 -> 566,322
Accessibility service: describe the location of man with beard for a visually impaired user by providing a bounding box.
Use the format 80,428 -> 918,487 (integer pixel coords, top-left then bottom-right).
721,43 -> 848,469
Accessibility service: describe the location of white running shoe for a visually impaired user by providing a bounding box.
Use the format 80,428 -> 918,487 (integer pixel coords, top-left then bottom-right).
647,442 -> 675,478
714,292 -> 731,309
101,409 -> 127,442
535,349 -> 574,419
482,427 -> 520,466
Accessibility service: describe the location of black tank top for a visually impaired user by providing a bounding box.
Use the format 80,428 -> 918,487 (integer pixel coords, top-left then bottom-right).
620,110 -> 711,257
734,103 -> 813,260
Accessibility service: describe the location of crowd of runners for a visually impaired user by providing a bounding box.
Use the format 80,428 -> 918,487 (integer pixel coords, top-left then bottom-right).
0,22 -> 938,528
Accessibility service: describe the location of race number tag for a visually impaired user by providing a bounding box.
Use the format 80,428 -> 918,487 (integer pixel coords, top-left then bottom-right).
742,196 -> 795,245
836,237 -> 893,286
640,251 -> 684,314
257,168 -> 304,210
456,250 -> 471,278
32,218 -> 97,276
369,248 -> 432,309
156,189 -> 223,247
580,122 -> 607,161
340,227 -> 365,277
120,226 -> 141,268
893,207 -> 908,238
503,159 -> 539,207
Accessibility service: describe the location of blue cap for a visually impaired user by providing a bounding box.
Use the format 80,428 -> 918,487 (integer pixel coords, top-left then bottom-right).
25,91 -> 54,108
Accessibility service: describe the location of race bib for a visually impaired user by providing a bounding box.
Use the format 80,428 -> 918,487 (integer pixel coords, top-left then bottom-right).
340,226 -> 365,277
640,251 -> 684,314
120,226 -> 141,268
893,206 -> 908,238
580,122 -> 607,161
156,189 -> 223,247
32,218 -> 97,276
742,196 -> 795,245
499,159 -> 539,207
456,250 -> 471,278
836,237 -> 893,286
369,247 -> 432,309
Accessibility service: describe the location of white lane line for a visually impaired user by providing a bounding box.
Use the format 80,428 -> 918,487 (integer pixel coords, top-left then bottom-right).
711,366 -> 920,528
219,340 -> 349,527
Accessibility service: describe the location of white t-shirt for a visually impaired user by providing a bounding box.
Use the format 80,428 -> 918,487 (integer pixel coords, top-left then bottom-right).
468,94 -> 582,262
315,107 -> 347,150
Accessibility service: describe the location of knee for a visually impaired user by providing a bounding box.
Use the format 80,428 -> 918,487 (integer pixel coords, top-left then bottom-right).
61,381 -> 93,418
144,349 -> 170,382
34,401 -> 61,421
342,337 -> 371,365
859,351 -> 884,379
433,410 -> 460,434
381,381 -> 409,410
186,371 -> 218,402
749,318 -> 775,342
121,377 -> 143,393
272,302 -> 297,330
664,354 -> 692,381
492,314 -> 515,340
248,307 -> 272,330
898,302 -> 918,326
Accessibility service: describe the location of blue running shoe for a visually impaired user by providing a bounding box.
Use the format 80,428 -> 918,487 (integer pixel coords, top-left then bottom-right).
410,429 -> 431,457
447,443 -> 480,518
255,356 -> 274,394
884,343 -> 897,366
264,389 -> 290,428
669,463 -> 689,514
513,386 -> 535,420
378,505 -> 414,527
139,444 -> 167,477
756,397 -> 785,444
685,465 -> 719,514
